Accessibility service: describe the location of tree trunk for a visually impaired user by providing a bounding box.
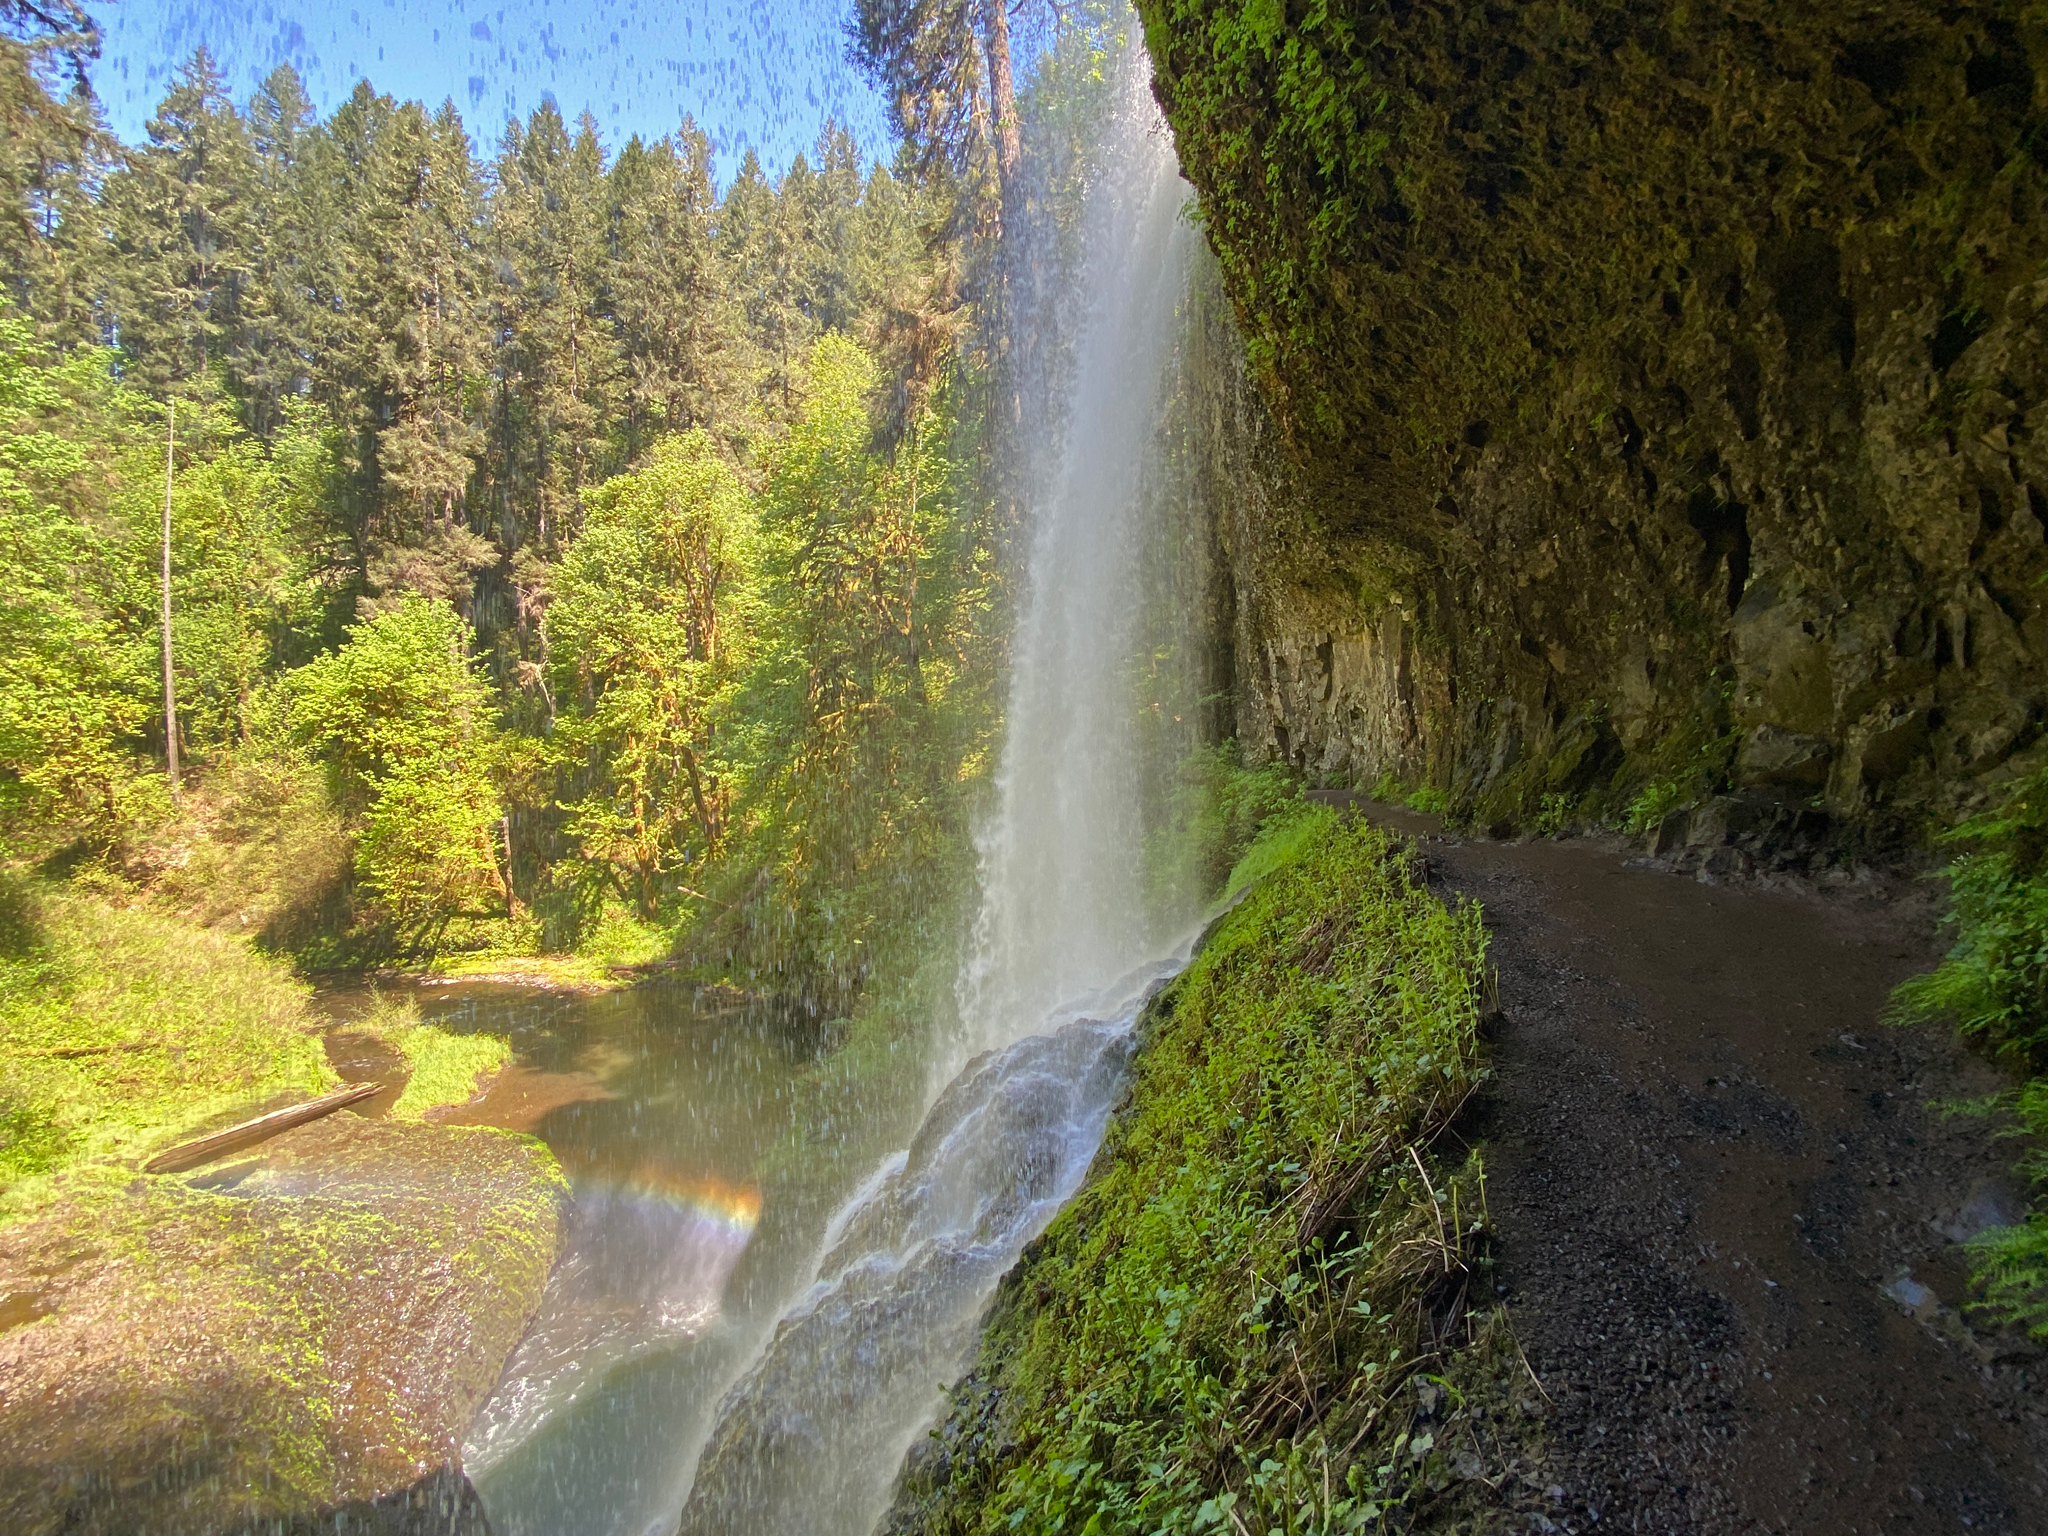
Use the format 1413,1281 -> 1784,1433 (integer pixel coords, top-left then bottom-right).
983,0 -> 1022,188
161,408 -> 181,808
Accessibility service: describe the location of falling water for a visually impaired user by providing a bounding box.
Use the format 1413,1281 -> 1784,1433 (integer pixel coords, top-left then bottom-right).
669,43 -> 1198,1536
952,62 -> 1197,1072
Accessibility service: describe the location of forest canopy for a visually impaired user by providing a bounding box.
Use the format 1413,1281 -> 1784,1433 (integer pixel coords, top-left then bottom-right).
0,2 -> 1138,1007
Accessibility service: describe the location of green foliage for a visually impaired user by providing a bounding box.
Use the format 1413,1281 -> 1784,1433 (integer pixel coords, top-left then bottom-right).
291,597 -> 506,940
1624,779 -> 1689,837
1221,797 -> 1327,897
1365,774 -> 1448,817
694,333 -> 999,1004
0,872 -> 333,1215
896,812 -> 1496,1534
1405,786 -> 1448,815
549,430 -> 760,916
1532,792 -> 1574,837
144,752 -> 352,948
1892,765 -> 2048,1063
0,35 -> 1008,994
1892,761 -> 2048,1337
355,758 -> 506,937
0,314 -> 158,852
1147,744 -> 1303,907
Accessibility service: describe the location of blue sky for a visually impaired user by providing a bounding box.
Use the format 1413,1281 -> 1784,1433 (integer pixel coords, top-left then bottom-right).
90,0 -> 899,180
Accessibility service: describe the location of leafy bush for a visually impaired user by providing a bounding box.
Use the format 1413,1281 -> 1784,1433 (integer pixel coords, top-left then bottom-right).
291,597 -> 508,945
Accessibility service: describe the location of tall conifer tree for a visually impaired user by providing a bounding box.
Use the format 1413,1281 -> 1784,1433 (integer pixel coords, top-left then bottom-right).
103,48 -> 259,395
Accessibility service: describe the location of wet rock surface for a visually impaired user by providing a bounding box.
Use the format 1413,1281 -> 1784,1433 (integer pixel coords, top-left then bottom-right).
1145,0 -> 2048,839
0,1112 -> 562,1535
1354,801 -> 2048,1534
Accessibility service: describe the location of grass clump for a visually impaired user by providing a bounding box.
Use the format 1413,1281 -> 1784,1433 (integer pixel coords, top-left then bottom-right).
339,992 -> 512,1120
0,873 -> 334,1214
1891,763 -> 2048,1338
892,810 -> 1508,1534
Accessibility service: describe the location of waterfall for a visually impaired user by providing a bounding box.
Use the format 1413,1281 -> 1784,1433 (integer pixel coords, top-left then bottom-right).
667,41 -> 1196,1536
951,57 -> 1196,1071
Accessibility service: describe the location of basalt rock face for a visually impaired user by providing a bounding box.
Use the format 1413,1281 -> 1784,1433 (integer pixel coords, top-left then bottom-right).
1141,0 -> 2048,843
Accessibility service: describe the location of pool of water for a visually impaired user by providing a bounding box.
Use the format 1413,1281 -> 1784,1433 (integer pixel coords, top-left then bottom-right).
324,979 -> 880,1536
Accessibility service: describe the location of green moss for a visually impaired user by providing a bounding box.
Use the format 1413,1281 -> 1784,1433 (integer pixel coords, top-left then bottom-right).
890,814 -> 1516,1534
1143,0 -> 2048,840
0,1116 -> 565,1532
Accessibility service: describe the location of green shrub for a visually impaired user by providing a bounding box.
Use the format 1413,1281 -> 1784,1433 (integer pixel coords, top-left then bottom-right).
1892,764 -> 2048,1337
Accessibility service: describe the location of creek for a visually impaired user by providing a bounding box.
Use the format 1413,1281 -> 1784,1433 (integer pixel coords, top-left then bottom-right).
365,39 -> 1203,1536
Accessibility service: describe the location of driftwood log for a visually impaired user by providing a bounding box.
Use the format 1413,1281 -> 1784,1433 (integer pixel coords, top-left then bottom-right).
144,1081 -> 384,1174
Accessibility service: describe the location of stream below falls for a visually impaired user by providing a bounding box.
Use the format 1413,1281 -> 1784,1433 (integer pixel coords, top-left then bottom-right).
339,951 -> 1182,1536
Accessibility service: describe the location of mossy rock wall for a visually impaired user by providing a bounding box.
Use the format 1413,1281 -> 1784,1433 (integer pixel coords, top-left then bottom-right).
1142,0 -> 2048,839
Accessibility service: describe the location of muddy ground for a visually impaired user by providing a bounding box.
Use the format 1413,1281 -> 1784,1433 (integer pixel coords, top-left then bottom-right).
1346,801 -> 2048,1535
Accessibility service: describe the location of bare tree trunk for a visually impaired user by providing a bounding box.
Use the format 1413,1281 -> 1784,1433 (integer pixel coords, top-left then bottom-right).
984,0 -> 1022,188
161,408 -> 181,808
501,815 -> 521,919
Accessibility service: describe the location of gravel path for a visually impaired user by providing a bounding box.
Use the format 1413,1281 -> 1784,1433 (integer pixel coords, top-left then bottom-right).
1343,801 -> 2048,1535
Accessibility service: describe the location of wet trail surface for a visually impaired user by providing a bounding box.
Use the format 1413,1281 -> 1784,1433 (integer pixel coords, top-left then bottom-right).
1337,800 -> 2048,1535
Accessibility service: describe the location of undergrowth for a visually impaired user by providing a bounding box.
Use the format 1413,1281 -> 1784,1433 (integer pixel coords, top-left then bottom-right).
0,871 -> 333,1213
0,874 -> 529,1223
1890,763 -> 2048,1338
891,809 -> 1529,1535
1148,745 -> 1305,909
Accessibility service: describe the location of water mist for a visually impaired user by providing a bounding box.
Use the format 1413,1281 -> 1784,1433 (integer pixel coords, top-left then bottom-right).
670,41 -> 1198,1536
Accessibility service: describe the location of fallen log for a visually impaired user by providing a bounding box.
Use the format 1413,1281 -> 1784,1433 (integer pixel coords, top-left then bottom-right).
144,1081 -> 384,1174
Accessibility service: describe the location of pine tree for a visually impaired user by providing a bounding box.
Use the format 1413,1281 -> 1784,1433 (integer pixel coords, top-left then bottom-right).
488,102 -> 621,556
606,119 -> 736,458
356,100 -> 493,614
102,48 -> 260,396
849,0 -> 1038,226
307,83 -> 493,615
234,65 -> 322,439
0,23 -> 108,349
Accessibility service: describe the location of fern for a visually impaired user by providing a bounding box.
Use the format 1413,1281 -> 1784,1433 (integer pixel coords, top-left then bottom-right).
1892,765 -> 2048,1335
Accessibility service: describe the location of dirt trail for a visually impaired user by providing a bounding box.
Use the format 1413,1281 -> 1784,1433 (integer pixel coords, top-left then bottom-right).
1338,800 -> 2048,1535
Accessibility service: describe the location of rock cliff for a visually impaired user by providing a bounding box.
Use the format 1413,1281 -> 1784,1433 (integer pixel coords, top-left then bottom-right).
1141,0 -> 2048,850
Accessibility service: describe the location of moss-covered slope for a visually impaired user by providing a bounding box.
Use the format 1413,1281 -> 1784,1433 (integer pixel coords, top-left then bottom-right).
1141,0 -> 2048,844
884,811 -> 1541,1534
0,880 -> 563,1533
